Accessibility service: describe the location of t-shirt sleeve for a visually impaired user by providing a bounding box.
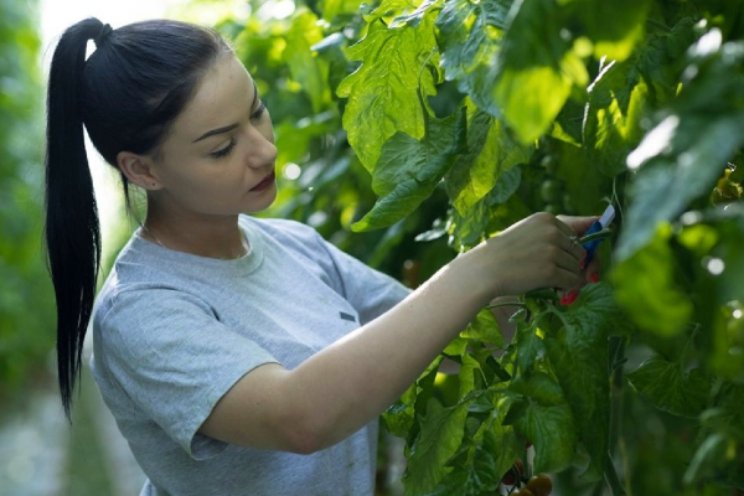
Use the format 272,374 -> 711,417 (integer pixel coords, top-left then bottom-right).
96,287 -> 278,460
314,237 -> 412,324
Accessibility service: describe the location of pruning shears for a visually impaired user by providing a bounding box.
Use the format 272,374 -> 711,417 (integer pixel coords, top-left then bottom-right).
580,204 -> 616,267
557,204 -> 615,306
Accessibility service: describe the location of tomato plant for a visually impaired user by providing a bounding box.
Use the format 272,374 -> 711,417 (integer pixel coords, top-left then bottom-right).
216,0 -> 744,494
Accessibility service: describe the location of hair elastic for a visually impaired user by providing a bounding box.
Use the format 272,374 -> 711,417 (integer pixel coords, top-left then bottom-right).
94,23 -> 113,46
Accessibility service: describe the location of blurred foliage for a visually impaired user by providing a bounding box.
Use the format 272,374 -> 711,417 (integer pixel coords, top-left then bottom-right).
198,0 -> 744,493
0,0 -> 54,395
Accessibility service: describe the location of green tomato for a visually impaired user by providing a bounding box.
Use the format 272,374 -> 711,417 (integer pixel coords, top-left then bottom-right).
540,155 -> 558,175
540,179 -> 563,204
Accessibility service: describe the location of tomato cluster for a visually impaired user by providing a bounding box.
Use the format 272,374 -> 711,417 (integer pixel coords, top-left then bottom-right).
500,460 -> 553,496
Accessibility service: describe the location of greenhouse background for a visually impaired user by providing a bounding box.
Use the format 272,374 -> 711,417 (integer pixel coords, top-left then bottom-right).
1,0 -> 742,494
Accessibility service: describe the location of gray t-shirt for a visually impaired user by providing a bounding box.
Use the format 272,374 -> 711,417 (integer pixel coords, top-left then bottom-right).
91,215 -> 410,496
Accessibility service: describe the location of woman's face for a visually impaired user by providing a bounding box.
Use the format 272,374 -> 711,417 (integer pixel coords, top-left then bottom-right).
148,53 -> 277,217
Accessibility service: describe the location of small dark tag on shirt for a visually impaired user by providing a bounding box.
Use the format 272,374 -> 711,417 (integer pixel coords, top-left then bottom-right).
339,311 -> 356,322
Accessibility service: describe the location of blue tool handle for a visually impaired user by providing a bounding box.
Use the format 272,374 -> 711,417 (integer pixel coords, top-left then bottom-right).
581,220 -> 604,266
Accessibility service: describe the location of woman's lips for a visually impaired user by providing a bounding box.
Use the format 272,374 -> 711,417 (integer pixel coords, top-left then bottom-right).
250,170 -> 275,192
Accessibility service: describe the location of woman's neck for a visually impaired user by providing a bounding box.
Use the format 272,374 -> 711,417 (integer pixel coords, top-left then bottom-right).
141,210 -> 248,260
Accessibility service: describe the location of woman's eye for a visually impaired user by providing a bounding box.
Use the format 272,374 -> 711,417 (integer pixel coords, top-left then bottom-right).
210,140 -> 235,159
251,101 -> 266,120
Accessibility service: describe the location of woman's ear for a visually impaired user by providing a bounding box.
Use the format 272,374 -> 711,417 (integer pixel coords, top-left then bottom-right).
117,151 -> 162,191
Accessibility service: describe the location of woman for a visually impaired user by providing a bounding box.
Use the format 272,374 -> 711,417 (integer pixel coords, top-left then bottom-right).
45,17 -> 594,495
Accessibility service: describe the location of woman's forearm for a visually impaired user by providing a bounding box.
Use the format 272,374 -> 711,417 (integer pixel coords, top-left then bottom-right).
284,251 -> 491,451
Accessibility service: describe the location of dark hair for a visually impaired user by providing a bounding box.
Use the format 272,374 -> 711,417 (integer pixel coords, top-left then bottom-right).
45,17 -> 231,418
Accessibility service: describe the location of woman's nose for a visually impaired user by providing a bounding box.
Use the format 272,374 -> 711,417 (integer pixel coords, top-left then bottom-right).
244,126 -> 277,168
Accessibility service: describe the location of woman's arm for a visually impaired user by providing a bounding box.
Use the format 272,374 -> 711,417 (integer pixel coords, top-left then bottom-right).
199,213 -> 591,454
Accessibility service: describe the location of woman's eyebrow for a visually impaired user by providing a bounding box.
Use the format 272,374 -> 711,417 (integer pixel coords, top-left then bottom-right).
191,83 -> 259,143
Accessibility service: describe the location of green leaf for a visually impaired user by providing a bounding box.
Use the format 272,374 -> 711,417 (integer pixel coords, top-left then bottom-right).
352,108 -> 466,231
460,306 -> 504,348
445,109 -> 530,215
320,0 -> 365,20
583,61 -> 648,177
404,398 -> 470,495
285,9 -> 330,112
384,356 -> 444,438
491,0 -> 588,143
568,0 -> 651,61
337,13 -> 438,169
457,353 -> 480,397
383,382 -> 419,438
619,114 -> 744,259
424,403 -> 521,496
627,356 -> 711,418
542,284 -> 618,480
436,0 -> 512,116
510,372 -> 577,473
514,314 -> 546,374
611,224 -> 694,337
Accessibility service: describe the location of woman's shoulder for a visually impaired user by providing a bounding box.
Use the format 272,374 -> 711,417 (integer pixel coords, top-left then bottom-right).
93,234 -> 201,320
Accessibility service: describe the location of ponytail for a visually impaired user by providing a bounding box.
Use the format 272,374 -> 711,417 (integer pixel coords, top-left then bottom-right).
45,18 -> 106,418
45,17 -> 230,418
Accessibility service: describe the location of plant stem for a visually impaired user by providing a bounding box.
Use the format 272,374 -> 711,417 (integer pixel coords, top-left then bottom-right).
579,228 -> 612,244
487,302 -> 528,310
608,337 -> 626,454
604,452 -> 627,496
605,337 -> 628,495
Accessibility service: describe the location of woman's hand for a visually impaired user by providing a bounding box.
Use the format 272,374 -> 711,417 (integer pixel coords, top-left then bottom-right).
469,212 -> 598,298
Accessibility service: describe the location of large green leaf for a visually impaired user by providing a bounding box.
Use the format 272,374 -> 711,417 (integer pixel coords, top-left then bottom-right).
568,0 -> 651,61
337,11 -> 439,169
510,372 -> 578,473
626,355 -> 711,418
542,283 -> 617,480
285,9 -> 330,112
618,35 -> 744,259
423,402 -> 521,496
404,398 -> 471,495
491,0 -> 588,143
445,109 -> 530,215
611,225 -> 693,337
619,114 -> 744,259
352,108 -> 466,231
583,59 -> 648,177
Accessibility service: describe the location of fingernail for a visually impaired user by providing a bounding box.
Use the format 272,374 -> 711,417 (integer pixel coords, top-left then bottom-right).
589,272 -> 600,283
560,289 -> 579,306
579,253 -> 587,270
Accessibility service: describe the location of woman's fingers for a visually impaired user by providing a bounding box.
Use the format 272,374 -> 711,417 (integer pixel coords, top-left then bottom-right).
483,212 -> 602,296
557,215 -> 599,236
555,266 -> 586,290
